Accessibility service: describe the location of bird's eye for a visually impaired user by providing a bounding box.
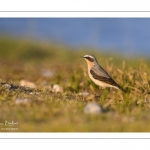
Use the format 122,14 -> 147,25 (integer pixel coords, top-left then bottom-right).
86,57 -> 94,62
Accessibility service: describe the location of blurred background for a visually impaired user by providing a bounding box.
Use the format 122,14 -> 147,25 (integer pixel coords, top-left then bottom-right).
0,18 -> 150,57
1,18 -> 150,132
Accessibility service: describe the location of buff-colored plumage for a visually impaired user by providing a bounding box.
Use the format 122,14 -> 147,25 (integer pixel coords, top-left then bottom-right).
82,54 -> 126,92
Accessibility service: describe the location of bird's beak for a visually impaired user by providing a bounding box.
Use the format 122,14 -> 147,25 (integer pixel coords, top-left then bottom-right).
80,56 -> 84,58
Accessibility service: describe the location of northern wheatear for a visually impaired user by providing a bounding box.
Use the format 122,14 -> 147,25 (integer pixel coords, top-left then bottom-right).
82,54 -> 126,92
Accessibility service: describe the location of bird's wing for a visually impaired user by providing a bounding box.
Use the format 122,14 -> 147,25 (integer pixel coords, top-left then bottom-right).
90,69 -> 118,87
90,69 -> 126,92
92,64 -> 112,78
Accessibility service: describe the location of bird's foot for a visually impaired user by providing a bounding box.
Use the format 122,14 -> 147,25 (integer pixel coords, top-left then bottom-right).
94,89 -> 105,100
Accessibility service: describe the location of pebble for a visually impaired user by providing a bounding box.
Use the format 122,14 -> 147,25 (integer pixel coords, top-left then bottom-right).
52,84 -> 63,93
137,100 -> 142,105
2,83 -> 11,89
15,98 -> 31,104
84,102 -> 102,114
41,69 -> 54,77
20,80 -> 36,88
144,99 -> 149,104
79,92 -> 89,97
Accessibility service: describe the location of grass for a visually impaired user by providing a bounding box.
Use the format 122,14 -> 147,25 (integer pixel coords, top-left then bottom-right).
0,37 -> 150,132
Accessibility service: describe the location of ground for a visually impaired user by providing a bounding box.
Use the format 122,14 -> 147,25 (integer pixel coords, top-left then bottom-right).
0,37 -> 150,132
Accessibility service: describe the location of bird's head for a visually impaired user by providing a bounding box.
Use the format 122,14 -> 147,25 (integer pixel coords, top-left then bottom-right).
81,54 -> 98,68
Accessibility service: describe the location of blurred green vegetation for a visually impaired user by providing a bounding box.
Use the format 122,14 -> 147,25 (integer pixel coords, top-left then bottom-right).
0,37 -> 150,132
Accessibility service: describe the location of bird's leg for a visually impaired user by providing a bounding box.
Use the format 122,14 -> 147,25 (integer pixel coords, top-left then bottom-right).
100,88 -> 105,97
95,88 -> 105,100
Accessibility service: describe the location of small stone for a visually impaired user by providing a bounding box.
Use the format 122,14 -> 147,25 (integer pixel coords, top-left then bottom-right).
20,80 -> 36,88
144,99 -> 149,104
137,100 -> 141,105
15,98 -> 31,104
84,102 -> 102,114
79,92 -> 89,97
29,92 -> 40,95
2,84 -> 11,89
41,69 -> 54,77
52,84 -> 63,93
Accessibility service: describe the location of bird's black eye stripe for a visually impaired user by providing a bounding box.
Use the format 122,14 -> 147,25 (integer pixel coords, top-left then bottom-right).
85,56 -> 94,62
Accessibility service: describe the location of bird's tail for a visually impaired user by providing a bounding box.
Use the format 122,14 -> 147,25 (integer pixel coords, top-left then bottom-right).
117,84 -> 127,93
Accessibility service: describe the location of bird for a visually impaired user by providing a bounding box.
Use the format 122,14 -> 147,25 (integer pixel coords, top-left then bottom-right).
82,54 -> 126,93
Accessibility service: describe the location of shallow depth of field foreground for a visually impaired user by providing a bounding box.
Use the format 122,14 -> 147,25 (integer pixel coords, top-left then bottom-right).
0,38 -> 150,132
